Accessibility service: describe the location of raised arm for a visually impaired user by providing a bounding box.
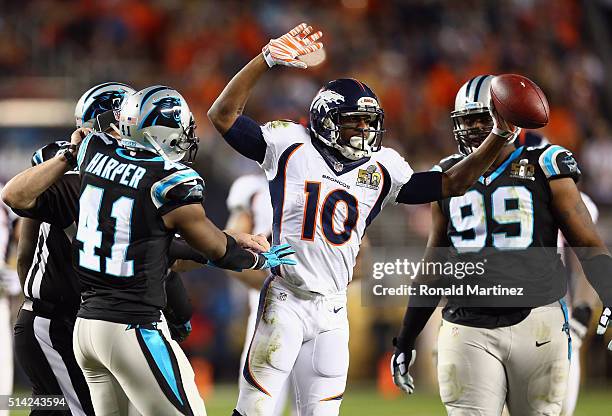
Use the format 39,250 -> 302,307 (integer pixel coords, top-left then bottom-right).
208,23 -> 323,134
395,102 -> 518,204
207,24 -> 322,163
1,128 -> 88,210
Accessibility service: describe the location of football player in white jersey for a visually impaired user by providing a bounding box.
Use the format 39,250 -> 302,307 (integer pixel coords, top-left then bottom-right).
208,24 -> 522,416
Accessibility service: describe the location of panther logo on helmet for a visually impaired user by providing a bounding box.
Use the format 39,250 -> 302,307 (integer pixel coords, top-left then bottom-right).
83,90 -> 128,122
75,82 -> 136,128
141,97 -> 183,129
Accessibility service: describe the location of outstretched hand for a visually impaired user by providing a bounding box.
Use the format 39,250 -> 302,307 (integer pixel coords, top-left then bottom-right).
256,244 -> 297,269
262,23 -> 323,69
230,231 -> 270,253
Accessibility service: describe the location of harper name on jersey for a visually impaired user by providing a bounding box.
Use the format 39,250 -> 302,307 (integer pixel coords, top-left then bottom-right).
260,120 -> 412,295
74,132 -> 205,324
83,151 -> 147,189
433,143 -> 580,313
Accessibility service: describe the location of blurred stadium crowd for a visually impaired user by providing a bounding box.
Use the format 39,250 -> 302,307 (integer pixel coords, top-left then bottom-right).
1,0 -> 611,386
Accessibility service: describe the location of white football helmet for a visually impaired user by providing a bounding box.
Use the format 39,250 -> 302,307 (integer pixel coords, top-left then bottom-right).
451,74 -> 499,154
119,86 -> 198,162
75,82 -> 135,128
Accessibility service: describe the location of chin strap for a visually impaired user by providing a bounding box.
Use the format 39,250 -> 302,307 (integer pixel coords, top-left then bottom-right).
109,122 -> 121,136
143,131 -> 174,162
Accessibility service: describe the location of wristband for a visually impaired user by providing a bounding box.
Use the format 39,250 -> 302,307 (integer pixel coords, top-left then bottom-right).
491,126 -> 515,139
57,147 -> 77,168
262,47 -> 275,68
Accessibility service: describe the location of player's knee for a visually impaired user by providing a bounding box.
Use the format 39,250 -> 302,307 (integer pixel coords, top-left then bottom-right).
250,316 -> 301,373
524,359 -> 567,413
312,330 -> 349,378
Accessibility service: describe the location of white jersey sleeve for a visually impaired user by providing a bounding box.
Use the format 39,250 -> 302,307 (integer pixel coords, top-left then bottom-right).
377,147 -> 414,207
259,121 -> 308,180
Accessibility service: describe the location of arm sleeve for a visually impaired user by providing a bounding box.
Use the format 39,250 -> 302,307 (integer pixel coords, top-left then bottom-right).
538,145 -> 581,182
210,233 -> 259,270
223,115 -> 267,164
151,168 -> 206,216
396,171 -> 443,204
11,174 -> 80,229
163,271 -> 193,324
32,141 -> 71,166
396,301 -> 440,350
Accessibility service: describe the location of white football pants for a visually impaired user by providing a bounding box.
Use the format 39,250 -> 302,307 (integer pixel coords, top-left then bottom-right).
73,317 -> 206,416
437,302 -> 570,416
236,277 -> 349,416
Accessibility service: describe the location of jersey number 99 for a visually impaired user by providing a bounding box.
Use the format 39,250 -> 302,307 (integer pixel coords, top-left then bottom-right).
449,186 -> 534,252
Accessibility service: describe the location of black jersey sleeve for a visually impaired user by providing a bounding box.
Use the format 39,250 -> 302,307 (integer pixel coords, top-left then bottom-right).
31,141 -> 71,166
11,173 -> 79,228
150,167 -> 206,216
537,144 -> 581,182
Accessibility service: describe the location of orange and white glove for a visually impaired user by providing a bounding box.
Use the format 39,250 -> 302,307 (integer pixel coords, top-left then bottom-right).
262,23 -> 323,69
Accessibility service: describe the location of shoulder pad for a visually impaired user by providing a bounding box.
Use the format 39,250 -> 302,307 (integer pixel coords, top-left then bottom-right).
32,141 -> 71,166
151,167 -> 205,210
262,120 -> 301,130
432,154 -> 464,172
537,144 -> 581,181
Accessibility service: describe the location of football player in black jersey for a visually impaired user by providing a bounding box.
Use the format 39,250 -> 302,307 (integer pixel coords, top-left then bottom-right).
3,85 -> 296,416
13,82 -> 135,416
391,75 -> 612,415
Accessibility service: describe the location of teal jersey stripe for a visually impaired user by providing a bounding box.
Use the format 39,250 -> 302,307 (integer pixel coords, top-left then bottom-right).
77,132 -> 96,169
151,169 -> 200,208
540,145 -> 564,177
139,328 -> 183,405
478,146 -> 524,185
559,299 -> 572,360
32,150 -> 43,165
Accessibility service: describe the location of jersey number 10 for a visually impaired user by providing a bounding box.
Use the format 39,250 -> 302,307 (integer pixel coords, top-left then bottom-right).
76,185 -> 134,277
301,182 -> 358,245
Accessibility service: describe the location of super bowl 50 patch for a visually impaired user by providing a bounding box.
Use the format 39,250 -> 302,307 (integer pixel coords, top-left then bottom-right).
356,165 -> 381,189
510,159 -> 535,181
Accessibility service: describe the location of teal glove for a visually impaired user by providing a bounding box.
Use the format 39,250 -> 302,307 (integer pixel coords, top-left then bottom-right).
257,244 -> 297,269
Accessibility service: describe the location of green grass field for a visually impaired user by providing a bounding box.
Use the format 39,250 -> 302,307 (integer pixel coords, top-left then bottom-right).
11,384 -> 609,415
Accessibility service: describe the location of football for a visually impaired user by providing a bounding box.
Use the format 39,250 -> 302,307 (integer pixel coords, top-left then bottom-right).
490,74 -> 549,129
